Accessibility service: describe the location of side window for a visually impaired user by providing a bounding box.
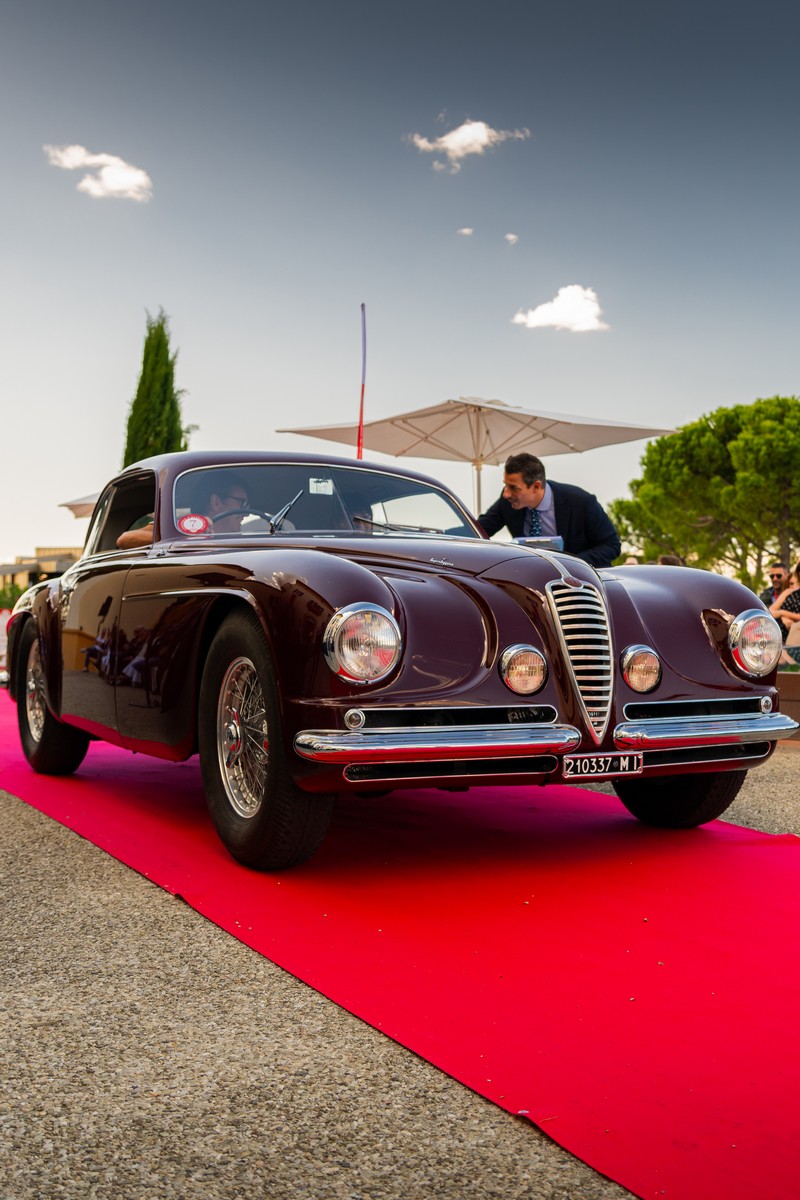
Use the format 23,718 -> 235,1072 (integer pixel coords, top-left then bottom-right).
85,474 -> 158,555
83,490 -> 115,557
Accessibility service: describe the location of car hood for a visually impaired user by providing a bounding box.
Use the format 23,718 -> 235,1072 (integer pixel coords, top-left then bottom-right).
269,534 -> 600,585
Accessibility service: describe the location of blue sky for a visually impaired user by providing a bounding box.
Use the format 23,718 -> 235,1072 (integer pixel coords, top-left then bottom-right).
1,0 -> 798,562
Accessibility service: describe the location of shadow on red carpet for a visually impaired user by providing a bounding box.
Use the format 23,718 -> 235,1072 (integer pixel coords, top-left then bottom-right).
1,694 -> 798,1200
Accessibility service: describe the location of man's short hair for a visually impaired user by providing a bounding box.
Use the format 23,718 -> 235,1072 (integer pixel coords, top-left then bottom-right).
770,562 -> 787,571
504,453 -> 546,487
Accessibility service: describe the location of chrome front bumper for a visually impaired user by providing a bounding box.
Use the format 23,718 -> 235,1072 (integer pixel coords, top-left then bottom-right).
614,712 -> 798,750
294,723 -> 582,763
295,711 -> 798,764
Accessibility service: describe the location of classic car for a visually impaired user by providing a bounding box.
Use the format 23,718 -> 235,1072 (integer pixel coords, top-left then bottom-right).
6,450 -> 797,870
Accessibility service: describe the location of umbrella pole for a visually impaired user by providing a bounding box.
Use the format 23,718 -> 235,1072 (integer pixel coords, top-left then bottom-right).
357,303 -> 366,459
474,462 -> 482,514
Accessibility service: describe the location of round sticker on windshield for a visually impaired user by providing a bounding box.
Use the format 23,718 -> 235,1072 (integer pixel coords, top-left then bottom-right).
178,513 -> 210,535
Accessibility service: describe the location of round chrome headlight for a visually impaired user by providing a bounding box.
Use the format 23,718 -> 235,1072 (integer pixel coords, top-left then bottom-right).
499,645 -> 547,695
323,603 -> 401,683
621,645 -> 662,693
728,609 -> 783,676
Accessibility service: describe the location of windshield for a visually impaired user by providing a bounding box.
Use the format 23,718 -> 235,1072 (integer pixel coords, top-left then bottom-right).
171,464 -> 477,539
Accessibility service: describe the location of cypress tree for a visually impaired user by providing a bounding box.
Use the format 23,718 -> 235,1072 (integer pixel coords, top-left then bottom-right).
123,309 -> 189,467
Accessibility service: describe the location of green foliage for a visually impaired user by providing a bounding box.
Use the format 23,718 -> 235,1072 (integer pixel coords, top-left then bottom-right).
122,309 -> 191,467
610,396 -> 800,588
0,584 -> 23,609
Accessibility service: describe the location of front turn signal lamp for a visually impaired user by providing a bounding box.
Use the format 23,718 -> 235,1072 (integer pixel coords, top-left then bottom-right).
499,645 -> 547,695
621,645 -> 662,693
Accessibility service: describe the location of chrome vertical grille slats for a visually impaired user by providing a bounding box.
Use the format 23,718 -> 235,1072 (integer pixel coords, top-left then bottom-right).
546,579 -> 613,744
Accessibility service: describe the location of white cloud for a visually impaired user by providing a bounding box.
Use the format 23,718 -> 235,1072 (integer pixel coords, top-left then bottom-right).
407,119 -> 530,173
512,285 -> 609,333
43,144 -> 153,202
457,227 -> 474,236
504,233 -> 519,245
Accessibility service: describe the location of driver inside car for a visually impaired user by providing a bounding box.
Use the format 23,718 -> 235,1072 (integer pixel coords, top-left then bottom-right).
117,474 -> 250,549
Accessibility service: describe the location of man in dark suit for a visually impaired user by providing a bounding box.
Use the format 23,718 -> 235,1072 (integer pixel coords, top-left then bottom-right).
477,452 -> 621,568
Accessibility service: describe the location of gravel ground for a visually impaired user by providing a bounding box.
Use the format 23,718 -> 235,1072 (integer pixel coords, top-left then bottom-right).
1,743 -> 798,1200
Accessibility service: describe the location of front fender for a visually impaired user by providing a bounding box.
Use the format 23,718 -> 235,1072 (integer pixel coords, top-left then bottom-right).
7,582 -> 57,705
604,566 -> 777,688
240,548 -> 401,701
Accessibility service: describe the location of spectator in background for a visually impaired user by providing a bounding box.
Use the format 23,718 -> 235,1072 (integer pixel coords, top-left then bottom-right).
771,562 -> 800,665
759,562 -> 790,607
657,554 -> 683,565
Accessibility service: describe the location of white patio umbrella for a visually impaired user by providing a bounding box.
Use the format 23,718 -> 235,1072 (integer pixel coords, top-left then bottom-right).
279,396 -> 674,510
60,493 -> 100,519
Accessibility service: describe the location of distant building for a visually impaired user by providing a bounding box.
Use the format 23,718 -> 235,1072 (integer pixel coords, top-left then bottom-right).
0,546 -> 83,591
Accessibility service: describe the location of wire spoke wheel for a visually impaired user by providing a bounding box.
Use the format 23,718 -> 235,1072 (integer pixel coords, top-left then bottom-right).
216,656 -> 269,818
199,610 -> 335,870
16,621 -> 89,775
25,636 -> 47,744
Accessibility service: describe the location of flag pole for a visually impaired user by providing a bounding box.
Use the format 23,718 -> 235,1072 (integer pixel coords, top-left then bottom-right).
357,303 -> 366,459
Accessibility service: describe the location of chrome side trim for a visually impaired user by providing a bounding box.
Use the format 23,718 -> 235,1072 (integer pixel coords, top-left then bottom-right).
122,587 -> 255,601
294,723 -> 583,763
614,712 -> 797,750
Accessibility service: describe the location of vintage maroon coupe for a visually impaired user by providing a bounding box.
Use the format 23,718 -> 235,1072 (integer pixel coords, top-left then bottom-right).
7,450 -> 796,869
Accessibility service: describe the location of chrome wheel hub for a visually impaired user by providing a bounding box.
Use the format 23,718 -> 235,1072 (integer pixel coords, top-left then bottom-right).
223,713 -> 243,767
216,657 -> 268,819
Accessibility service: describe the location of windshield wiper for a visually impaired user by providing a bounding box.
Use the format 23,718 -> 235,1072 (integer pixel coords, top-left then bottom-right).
270,490 -> 304,533
353,517 -> 444,534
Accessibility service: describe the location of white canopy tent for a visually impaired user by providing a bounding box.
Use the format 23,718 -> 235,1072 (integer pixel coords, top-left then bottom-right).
280,396 -> 674,510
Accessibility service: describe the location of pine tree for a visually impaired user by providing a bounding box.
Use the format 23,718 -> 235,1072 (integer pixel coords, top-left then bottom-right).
122,309 -> 189,467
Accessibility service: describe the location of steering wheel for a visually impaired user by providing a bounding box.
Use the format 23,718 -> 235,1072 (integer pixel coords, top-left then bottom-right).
210,507 -> 274,524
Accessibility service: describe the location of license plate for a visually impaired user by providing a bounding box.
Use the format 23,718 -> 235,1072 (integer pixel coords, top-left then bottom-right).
563,753 -> 643,778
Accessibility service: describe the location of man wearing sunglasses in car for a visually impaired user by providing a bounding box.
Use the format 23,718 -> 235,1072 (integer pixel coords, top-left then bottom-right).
116,474 -> 250,549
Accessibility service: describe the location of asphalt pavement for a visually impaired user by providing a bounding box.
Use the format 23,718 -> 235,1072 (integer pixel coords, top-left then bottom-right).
2,743 -> 798,1200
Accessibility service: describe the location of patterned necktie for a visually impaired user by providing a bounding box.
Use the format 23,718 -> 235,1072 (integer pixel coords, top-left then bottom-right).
526,506 -> 541,536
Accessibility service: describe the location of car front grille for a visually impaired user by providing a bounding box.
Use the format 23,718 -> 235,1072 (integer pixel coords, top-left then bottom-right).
547,578 -> 613,744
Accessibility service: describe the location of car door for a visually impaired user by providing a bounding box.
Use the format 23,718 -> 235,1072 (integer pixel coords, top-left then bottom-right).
57,472 -> 157,739
57,553 -> 129,738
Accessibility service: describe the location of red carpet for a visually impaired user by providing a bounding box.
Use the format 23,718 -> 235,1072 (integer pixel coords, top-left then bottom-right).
1,692 -> 798,1199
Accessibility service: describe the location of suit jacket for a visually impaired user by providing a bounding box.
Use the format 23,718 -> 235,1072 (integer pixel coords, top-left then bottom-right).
477,480 -> 621,568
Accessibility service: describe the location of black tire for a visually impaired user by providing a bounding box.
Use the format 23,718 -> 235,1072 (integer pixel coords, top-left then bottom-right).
16,621 -> 90,775
613,770 -> 747,828
198,609 -> 335,870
